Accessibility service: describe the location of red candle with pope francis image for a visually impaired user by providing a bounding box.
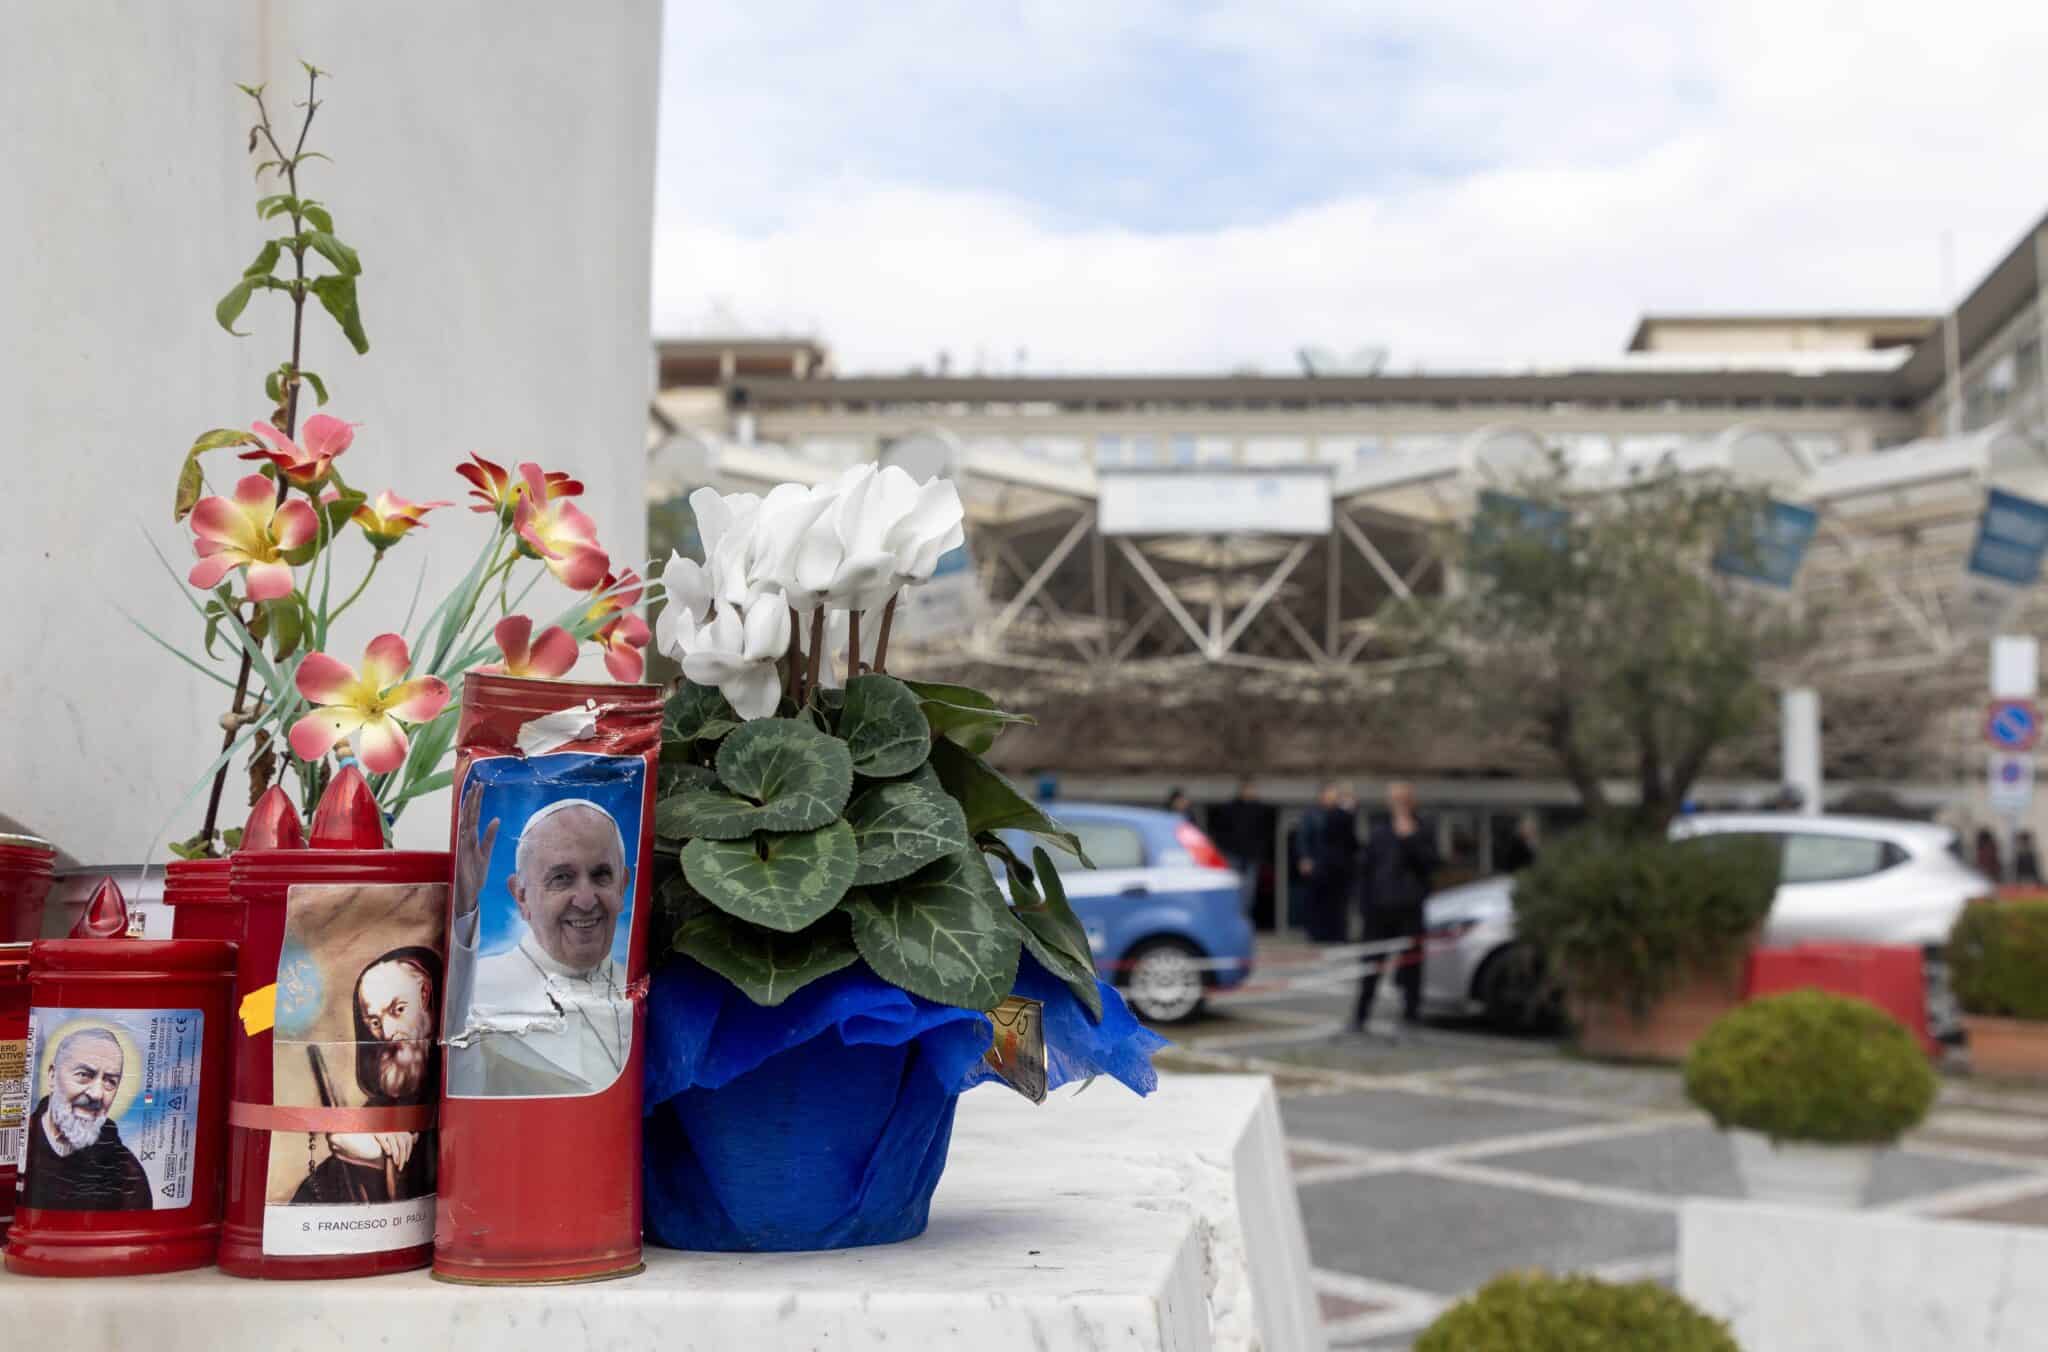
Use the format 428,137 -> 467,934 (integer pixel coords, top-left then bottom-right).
433,671 -> 661,1284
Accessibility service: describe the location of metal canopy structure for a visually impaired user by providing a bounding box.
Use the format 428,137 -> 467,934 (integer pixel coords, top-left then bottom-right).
655,420 -> 2048,712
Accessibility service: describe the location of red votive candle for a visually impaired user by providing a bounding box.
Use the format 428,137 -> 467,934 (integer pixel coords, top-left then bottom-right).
167,786 -> 308,945
217,768 -> 450,1280
0,833 -> 55,944
1,941 -> 29,1239
433,673 -> 661,1285
4,880 -> 236,1277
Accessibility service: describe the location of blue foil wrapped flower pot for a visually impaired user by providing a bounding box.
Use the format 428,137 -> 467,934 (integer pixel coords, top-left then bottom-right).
642,952 -> 1165,1252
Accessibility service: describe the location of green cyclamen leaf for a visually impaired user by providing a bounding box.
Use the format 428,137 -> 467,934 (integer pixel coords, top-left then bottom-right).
656,761 -> 719,814
903,678 -> 1035,756
837,673 -> 932,777
846,778 -> 972,886
843,849 -> 1023,1012
674,717 -> 853,839
1011,846 -> 1103,1021
308,274 -> 369,354
675,907 -> 860,1006
682,820 -> 858,933
928,737 -> 1091,866
664,680 -> 740,746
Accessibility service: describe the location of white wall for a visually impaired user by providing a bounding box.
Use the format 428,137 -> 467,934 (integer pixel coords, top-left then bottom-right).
1,2 -> 662,861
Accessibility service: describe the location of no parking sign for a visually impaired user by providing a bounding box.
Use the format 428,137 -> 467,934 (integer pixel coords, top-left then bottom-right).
1986,700 -> 2041,752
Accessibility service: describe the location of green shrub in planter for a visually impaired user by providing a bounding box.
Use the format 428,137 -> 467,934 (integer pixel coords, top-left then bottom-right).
1949,900 -> 2048,1020
1414,1272 -> 1738,1352
1684,990 -> 1935,1144
1513,827 -> 1777,1016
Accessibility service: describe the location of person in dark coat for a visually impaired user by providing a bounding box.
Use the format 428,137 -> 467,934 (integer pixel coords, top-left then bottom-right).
23,1026 -> 154,1211
1352,782 -> 1440,1033
2015,830 -> 2043,887
1208,778 -> 1276,921
1296,783 -> 1357,943
1975,828 -> 2006,886
1495,812 -> 1539,874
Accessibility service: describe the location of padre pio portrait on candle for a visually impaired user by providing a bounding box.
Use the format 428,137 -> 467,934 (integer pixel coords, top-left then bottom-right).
23,1024 -> 153,1211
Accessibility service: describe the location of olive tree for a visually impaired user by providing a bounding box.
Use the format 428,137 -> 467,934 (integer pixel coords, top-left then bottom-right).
1403,458 -> 1807,836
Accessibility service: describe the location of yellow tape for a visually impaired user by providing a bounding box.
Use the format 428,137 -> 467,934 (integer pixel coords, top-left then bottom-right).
239,983 -> 277,1035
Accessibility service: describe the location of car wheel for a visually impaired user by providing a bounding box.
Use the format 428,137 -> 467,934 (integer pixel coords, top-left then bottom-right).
1475,943 -> 1559,1035
1124,938 -> 1207,1024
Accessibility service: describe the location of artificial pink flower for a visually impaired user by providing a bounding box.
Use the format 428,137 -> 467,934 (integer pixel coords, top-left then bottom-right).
240,413 -> 355,489
287,633 -> 451,775
188,474 -> 319,601
586,569 -> 652,682
513,462 -> 608,590
479,614 -> 579,678
456,452 -> 583,519
353,490 -> 453,550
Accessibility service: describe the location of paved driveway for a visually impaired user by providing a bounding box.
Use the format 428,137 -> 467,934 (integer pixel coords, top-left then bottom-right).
1161,941 -> 2048,1349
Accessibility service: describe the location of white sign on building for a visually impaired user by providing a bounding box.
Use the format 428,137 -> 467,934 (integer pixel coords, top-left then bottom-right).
1097,469 -> 1334,537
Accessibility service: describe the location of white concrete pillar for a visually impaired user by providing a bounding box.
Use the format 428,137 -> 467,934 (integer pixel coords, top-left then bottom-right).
1781,688 -> 1823,815
2,2 -> 663,859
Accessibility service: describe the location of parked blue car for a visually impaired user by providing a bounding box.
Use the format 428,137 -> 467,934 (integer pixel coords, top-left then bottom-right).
1002,802 -> 1255,1023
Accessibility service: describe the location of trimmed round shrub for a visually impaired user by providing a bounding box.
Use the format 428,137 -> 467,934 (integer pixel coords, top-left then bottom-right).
1949,900 -> 2048,1020
1684,990 -> 1935,1144
1414,1272 -> 1738,1352
1513,827 -> 1777,1016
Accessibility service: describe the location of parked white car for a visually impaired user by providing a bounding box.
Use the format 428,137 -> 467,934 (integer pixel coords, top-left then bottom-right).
1421,813 -> 1992,1032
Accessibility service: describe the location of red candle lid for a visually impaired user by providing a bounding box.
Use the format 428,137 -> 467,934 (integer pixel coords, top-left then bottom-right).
70,877 -> 130,938
308,766 -> 386,850
242,784 -> 307,851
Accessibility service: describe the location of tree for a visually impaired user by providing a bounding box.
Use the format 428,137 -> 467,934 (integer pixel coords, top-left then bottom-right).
1404,458 -> 1805,836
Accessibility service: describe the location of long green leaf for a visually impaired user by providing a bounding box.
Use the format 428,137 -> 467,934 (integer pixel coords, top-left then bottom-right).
120,611 -> 238,690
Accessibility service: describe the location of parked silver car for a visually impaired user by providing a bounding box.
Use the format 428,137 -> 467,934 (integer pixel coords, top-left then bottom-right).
1421,813 -> 1991,1032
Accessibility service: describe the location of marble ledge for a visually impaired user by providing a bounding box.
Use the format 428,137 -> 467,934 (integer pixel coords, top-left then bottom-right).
1,1073 -> 1322,1352
1680,1196 -> 2048,1352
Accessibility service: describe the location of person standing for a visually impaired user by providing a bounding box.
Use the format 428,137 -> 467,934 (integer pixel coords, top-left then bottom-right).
1975,827 -> 2006,887
1296,783 -> 1357,943
1207,778 -> 1275,921
1353,782 -> 1440,1035
2015,829 -> 2043,887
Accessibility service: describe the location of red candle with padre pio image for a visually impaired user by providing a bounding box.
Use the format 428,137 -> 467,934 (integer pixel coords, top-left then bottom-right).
217,769 -> 450,1280
4,881 -> 236,1277
434,672 -> 661,1285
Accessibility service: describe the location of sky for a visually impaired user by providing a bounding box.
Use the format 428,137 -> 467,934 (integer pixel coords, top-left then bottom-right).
652,1 -> 2048,375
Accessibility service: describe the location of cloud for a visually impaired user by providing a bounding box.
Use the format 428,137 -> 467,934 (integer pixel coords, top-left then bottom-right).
653,0 -> 2048,373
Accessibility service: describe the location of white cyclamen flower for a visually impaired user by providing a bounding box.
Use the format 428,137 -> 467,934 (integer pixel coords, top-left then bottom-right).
791,464 -> 905,613
747,481 -> 838,610
881,470 -> 965,588
676,593 -> 791,720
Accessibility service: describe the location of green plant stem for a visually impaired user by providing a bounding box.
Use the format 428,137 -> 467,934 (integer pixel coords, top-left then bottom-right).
806,608 -> 826,701
848,610 -> 862,679
328,551 -> 382,621
873,593 -> 899,673
785,606 -> 803,705
199,68 -> 320,850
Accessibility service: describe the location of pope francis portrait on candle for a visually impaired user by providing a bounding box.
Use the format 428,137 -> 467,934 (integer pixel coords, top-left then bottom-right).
445,784 -> 633,1098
